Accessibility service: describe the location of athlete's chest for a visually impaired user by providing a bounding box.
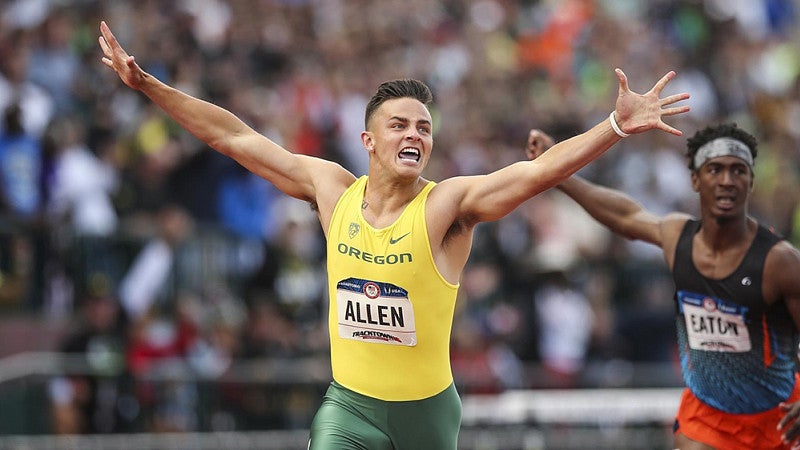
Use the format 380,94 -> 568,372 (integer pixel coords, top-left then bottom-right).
690,237 -> 750,280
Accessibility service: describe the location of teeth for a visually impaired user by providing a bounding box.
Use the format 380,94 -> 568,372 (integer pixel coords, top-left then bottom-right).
399,148 -> 420,161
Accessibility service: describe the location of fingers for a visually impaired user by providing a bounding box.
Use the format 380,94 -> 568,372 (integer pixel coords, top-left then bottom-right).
532,130 -> 554,147
657,104 -> 691,135
98,27 -> 116,70
99,21 -> 117,48
661,104 -> 691,117
99,21 -> 118,66
785,427 -> 800,447
658,121 -> 683,137
99,41 -> 113,68
99,21 -> 128,60
650,70 -> 677,95
525,130 -> 552,160
99,20 -> 147,91
525,131 -> 539,159
654,77 -> 689,135
526,130 -> 553,150
527,129 -> 542,147
778,402 -> 800,448
615,68 -> 629,94
614,68 -> 690,136
98,35 -> 110,55
780,402 -> 800,429
660,92 -> 691,108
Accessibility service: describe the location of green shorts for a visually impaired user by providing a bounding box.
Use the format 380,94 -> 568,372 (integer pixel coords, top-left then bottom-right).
308,381 -> 461,450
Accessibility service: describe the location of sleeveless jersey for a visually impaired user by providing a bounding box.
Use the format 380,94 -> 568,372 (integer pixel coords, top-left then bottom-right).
673,219 -> 797,413
326,176 -> 459,401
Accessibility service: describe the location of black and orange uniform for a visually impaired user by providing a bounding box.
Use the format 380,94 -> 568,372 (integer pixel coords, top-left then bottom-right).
673,219 -> 800,449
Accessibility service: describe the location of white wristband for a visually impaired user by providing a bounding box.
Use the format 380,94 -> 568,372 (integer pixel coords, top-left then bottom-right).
609,111 -> 630,138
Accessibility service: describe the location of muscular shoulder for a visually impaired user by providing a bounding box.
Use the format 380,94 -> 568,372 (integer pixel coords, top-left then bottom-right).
660,212 -> 692,247
303,156 -> 356,225
764,240 -> 800,302
659,212 -> 693,268
765,240 -> 800,266
425,178 -> 476,238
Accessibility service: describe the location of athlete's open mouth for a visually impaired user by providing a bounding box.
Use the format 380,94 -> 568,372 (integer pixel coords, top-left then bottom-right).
715,195 -> 736,209
399,147 -> 420,162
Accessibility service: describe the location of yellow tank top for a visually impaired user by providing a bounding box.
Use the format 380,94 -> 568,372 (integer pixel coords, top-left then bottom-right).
326,176 -> 459,401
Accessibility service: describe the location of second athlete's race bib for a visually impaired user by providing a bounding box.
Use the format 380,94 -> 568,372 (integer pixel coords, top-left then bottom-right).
678,290 -> 751,352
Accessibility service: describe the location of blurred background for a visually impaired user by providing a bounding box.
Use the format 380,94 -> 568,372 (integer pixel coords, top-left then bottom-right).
0,0 -> 798,448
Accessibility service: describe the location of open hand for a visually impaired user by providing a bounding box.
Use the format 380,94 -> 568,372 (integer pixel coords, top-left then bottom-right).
98,21 -> 146,90
612,68 -> 690,137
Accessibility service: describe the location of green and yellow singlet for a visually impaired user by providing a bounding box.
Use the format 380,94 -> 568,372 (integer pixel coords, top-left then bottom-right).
326,175 -> 459,401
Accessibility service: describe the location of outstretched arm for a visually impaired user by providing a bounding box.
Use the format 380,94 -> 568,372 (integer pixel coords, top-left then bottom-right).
439,68 -> 690,225
98,21 -> 354,208
524,129 -> 670,246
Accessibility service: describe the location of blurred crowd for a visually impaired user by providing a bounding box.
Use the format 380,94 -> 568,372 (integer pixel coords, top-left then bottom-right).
1,0 -> 799,435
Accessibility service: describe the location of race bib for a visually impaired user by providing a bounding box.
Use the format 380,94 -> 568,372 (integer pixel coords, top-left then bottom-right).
336,278 -> 417,346
678,290 -> 751,352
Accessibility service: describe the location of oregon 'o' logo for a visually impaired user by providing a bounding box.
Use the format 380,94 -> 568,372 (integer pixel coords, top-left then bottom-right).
349,222 -> 360,239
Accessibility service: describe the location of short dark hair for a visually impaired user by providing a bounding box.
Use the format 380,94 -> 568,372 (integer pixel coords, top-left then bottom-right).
686,123 -> 758,171
364,79 -> 433,129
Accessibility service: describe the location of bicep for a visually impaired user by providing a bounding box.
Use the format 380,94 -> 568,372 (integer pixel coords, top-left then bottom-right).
225,131 -> 350,202
451,161 -> 555,223
616,209 -> 670,245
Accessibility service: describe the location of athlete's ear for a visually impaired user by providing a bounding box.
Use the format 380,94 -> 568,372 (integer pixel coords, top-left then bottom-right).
690,171 -> 700,192
361,131 -> 375,152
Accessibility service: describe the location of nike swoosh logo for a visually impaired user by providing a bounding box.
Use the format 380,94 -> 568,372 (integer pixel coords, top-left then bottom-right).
389,232 -> 410,245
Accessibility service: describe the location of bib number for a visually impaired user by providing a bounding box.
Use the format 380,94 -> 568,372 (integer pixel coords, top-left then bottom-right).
336,278 -> 417,346
678,290 -> 750,352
